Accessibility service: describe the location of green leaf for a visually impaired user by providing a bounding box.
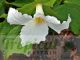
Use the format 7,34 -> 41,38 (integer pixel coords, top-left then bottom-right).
0,0 -> 5,17
0,21 -> 32,60
0,22 -> 14,51
64,0 -> 80,6
53,0 -> 62,6
5,0 -> 35,7
52,0 -> 80,35
18,3 -> 36,15
43,6 -> 57,16
35,0 -> 57,7
0,14 -> 7,18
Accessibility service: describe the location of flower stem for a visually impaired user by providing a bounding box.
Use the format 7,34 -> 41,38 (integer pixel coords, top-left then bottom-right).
36,4 -> 44,14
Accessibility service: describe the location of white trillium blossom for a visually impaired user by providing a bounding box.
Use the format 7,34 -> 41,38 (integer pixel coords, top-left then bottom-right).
7,4 -> 71,47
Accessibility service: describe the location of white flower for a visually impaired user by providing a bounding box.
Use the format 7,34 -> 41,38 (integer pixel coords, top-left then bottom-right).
7,4 -> 71,47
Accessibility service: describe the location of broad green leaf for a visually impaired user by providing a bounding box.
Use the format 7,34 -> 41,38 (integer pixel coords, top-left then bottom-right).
0,22 -> 15,51
18,3 -> 36,15
5,0 -> 35,7
52,1 -> 80,35
0,21 -> 32,60
43,6 -> 57,16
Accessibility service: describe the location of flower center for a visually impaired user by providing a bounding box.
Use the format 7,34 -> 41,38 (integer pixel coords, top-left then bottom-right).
35,17 -> 45,24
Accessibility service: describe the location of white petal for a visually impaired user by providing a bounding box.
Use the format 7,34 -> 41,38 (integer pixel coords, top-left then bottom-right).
20,21 -> 48,46
7,8 -> 32,25
45,15 -> 60,24
47,16 -> 71,34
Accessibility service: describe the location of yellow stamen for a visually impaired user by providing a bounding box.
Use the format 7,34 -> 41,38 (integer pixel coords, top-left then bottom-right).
35,17 -> 45,24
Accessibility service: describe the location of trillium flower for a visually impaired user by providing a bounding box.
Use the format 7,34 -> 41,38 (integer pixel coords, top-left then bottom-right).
7,4 -> 71,46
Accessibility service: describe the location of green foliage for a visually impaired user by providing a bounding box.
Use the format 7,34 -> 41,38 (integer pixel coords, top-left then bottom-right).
18,3 -> 36,15
11,0 -> 34,7
52,0 -> 80,34
64,0 -> 80,5
0,0 -> 5,17
5,0 -> 57,7
0,22 -> 32,59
